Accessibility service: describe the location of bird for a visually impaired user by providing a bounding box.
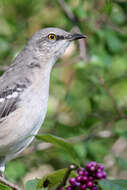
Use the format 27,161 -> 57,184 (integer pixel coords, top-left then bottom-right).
0,27 -> 86,177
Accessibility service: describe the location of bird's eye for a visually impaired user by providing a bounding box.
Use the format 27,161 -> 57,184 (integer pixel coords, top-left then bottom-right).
48,34 -> 56,40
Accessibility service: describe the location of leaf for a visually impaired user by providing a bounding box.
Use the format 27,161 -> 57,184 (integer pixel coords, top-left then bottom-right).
25,179 -> 39,190
37,168 -> 76,190
38,168 -> 67,190
36,134 -> 79,164
5,161 -> 27,181
0,182 -> 12,190
99,179 -> 127,190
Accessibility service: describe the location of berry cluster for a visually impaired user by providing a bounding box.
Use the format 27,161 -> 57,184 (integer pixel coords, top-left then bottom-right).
65,161 -> 107,190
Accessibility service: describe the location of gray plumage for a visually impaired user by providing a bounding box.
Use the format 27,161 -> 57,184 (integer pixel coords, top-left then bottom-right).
0,27 -> 86,176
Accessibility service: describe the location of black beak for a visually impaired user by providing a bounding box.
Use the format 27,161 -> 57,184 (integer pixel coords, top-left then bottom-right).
67,33 -> 87,41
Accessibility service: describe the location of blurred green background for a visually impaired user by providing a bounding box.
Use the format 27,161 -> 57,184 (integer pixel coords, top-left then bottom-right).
0,0 -> 127,188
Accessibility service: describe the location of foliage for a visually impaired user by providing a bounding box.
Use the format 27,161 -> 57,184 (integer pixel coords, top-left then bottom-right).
0,0 -> 127,189
0,183 -> 12,190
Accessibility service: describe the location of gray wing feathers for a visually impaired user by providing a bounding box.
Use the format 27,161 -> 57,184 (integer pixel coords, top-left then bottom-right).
0,73 -> 31,120
0,95 -> 18,119
0,47 -> 33,120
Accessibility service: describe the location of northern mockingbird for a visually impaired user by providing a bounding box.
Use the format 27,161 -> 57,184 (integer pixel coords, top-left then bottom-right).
0,27 -> 86,176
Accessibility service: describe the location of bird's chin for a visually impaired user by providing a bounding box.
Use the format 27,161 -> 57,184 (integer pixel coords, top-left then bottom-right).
51,43 -> 70,64
59,42 -> 70,57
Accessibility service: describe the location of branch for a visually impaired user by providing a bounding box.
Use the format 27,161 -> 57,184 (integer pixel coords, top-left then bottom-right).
0,177 -> 21,190
57,0 -> 88,63
58,0 -> 77,24
55,164 -> 77,190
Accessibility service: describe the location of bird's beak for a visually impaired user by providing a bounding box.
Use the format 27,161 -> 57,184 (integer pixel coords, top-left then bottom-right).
66,33 -> 87,41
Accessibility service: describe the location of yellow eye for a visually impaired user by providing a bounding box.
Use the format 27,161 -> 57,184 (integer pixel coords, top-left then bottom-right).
48,33 -> 56,40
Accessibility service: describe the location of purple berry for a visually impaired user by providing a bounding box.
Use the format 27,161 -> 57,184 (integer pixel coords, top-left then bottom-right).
74,181 -> 80,187
97,168 -> 102,173
80,184 -> 87,190
84,171 -> 89,176
76,175 -> 82,182
87,181 -> 93,188
102,171 -> 107,179
78,168 -> 85,176
90,161 -> 97,166
78,168 -> 85,173
86,163 -> 91,170
92,186 -> 98,190
69,178 -> 76,185
89,176 -> 94,181
97,164 -> 104,170
60,187 -> 64,190
78,170 -> 85,176
70,161 -> 106,190
90,166 -> 96,171
81,176 -> 88,182
96,172 -> 103,179
86,162 -> 97,170
66,186 -> 72,190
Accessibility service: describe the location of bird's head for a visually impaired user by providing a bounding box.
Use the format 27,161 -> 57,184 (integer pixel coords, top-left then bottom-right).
28,27 -> 87,64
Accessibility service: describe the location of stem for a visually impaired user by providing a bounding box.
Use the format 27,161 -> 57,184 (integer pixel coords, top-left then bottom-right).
55,164 -> 77,190
0,177 -> 21,190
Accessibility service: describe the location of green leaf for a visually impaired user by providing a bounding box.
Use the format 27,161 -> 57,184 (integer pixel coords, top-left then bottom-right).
37,168 -> 76,190
36,134 -> 79,164
5,161 -> 27,181
38,168 -> 68,190
0,182 -> 12,190
99,179 -> 127,190
25,179 -> 39,190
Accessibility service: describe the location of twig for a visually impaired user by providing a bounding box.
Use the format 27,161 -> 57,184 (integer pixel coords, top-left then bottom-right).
72,26 -> 88,62
0,177 -> 21,190
55,164 -> 77,190
57,0 -> 88,63
58,0 -> 77,24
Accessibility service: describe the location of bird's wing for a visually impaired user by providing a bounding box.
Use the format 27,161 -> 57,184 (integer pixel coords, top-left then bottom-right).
0,85 -> 23,120
0,57 -> 31,121
0,75 -> 31,121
